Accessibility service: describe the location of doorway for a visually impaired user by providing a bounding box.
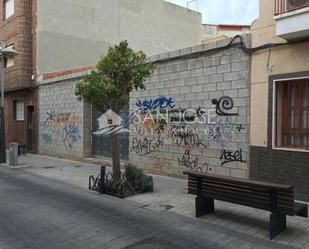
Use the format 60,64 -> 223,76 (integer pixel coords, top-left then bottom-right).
27,106 -> 35,152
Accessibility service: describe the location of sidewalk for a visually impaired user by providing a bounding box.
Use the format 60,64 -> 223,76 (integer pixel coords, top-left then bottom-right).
3,154 -> 309,248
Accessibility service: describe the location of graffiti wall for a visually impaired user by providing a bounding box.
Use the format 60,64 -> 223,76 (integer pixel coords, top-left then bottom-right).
40,111 -> 82,149
38,78 -> 91,158
129,35 -> 251,178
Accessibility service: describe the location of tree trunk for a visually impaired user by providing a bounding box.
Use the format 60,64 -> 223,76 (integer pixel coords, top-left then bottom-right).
111,132 -> 121,182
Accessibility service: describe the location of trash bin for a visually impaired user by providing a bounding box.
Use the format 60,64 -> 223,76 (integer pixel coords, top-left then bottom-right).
9,143 -> 18,166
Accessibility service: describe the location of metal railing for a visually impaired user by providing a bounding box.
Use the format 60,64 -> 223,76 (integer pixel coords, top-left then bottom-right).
88,166 -> 154,198
275,0 -> 309,15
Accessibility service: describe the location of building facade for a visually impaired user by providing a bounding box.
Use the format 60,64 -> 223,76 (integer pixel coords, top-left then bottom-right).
250,0 -> 309,200
0,0 -> 37,152
36,0 -> 202,77
1,0 -> 202,153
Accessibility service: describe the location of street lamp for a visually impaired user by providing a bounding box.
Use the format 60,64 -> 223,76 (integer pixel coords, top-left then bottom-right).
0,43 -> 18,164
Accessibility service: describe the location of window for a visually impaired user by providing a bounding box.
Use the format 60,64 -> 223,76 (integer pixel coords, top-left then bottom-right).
5,0 -> 14,19
275,0 -> 309,15
13,100 -> 24,121
4,44 -> 15,68
287,0 -> 309,11
275,79 -> 309,150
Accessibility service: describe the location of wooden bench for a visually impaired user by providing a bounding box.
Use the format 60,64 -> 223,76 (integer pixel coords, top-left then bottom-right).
184,171 -> 308,239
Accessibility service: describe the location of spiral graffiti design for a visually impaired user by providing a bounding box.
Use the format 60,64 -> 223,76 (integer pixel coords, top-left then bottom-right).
212,96 -> 238,116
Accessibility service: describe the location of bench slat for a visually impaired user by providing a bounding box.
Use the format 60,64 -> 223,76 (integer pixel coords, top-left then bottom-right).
188,184 -> 294,208
188,186 -> 294,213
188,177 -> 294,197
188,181 -> 294,202
184,171 -> 294,191
188,188 -> 294,215
188,180 -> 272,196
188,176 -> 294,201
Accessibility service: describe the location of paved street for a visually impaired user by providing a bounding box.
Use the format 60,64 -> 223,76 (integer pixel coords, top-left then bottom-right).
0,155 -> 308,249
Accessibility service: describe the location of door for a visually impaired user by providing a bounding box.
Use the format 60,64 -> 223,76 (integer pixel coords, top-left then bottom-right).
92,106 -> 129,161
27,106 -> 35,152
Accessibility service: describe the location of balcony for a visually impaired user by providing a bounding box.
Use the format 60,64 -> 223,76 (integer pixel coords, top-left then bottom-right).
275,0 -> 309,40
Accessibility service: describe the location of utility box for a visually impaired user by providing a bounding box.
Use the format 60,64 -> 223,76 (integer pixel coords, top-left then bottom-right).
9,143 -> 18,166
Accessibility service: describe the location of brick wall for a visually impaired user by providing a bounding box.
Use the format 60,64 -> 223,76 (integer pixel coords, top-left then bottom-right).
129,35 -> 251,178
38,74 -> 91,159
0,0 -> 35,91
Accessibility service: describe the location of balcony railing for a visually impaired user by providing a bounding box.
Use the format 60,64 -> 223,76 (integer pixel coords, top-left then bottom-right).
275,0 -> 309,15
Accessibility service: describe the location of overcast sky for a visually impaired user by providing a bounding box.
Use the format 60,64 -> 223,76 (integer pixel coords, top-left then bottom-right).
166,0 -> 259,25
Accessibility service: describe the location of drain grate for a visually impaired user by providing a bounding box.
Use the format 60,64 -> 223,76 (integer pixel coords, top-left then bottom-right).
124,239 -> 181,249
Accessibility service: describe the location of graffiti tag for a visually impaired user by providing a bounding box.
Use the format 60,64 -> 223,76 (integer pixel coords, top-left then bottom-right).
172,126 -> 207,148
212,96 -> 238,116
206,119 -> 245,149
136,96 -> 175,111
153,157 -> 172,171
42,133 -> 52,144
178,150 -> 208,173
130,136 -> 164,155
220,149 -> 246,166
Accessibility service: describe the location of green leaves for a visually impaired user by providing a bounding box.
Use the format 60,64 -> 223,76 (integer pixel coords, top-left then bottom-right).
75,40 -> 155,113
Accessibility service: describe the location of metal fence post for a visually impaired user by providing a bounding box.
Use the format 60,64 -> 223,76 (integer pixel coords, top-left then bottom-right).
99,166 -> 106,194
0,107 -> 6,164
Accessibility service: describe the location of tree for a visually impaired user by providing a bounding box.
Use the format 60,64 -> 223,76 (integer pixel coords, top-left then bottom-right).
75,41 -> 155,180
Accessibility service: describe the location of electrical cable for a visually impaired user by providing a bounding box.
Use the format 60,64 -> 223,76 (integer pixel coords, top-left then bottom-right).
148,35 -> 309,64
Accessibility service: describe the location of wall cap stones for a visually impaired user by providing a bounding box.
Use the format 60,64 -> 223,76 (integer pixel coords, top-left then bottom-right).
147,34 -> 251,64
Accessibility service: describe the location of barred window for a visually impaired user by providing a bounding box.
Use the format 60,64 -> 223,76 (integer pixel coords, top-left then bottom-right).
275,79 -> 309,150
13,100 -> 24,121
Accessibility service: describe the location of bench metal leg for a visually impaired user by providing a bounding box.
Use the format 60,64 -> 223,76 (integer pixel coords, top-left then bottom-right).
195,196 -> 214,218
269,213 -> 286,239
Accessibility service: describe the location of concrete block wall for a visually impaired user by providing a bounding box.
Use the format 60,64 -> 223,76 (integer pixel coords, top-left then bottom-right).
129,35 -> 251,178
38,75 -> 91,159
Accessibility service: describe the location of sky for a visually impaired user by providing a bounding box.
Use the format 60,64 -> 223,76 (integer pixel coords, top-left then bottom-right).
166,0 -> 259,25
